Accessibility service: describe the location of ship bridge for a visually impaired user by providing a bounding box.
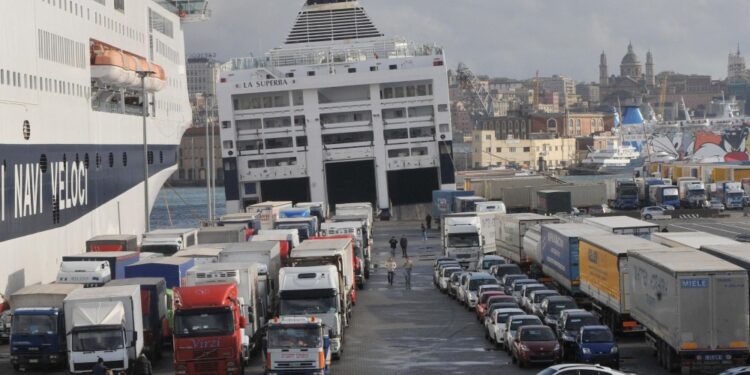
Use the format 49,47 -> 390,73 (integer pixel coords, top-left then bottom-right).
156,0 -> 211,22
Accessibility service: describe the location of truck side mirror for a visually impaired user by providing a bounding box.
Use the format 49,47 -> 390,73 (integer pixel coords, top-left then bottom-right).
239,318 -> 247,329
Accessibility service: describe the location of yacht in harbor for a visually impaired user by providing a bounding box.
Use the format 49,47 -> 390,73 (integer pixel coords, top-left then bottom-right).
0,0 -> 207,298
217,0 -> 456,217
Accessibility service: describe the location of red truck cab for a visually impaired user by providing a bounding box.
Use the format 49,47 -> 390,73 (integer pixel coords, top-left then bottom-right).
173,283 -> 246,375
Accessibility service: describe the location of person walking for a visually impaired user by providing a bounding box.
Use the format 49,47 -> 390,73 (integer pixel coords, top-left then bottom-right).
399,235 -> 408,257
92,358 -> 109,375
385,256 -> 397,286
403,256 -> 414,288
421,223 -> 427,241
133,353 -> 153,375
426,214 -> 432,230
389,236 -> 398,257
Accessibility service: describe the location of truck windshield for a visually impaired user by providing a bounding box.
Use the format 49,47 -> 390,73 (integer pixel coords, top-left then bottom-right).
141,244 -> 179,256
664,188 -> 678,197
12,315 -> 57,335
729,192 -> 744,199
688,189 -> 706,197
280,297 -> 337,315
72,328 -> 124,351
582,329 -> 614,343
174,309 -> 234,338
267,326 -> 322,349
447,233 -> 479,247
620,187 -> 638,196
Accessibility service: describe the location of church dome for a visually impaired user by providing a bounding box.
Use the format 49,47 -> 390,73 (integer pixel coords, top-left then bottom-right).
621,43 -> 640,65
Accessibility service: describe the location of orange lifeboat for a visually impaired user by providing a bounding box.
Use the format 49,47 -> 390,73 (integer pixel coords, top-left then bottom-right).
91,49 -> 128,86
150,64 -> 167,92
121,53 -> 139,88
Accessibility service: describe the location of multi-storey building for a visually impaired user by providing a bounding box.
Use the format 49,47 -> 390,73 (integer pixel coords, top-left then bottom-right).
472,131 -> 577,170
187,55 -> 222,126
217,0 -> 455,216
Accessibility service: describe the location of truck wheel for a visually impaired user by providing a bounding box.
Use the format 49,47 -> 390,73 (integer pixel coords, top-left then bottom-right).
357,282 -> 364,290
12,364 -> 19,371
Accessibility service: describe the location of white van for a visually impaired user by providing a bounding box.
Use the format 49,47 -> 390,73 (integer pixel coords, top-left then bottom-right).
57,261 -> 111,287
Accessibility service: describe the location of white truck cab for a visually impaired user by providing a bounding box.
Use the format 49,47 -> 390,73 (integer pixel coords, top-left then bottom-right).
57,261 -> 111,287
140,228 -> 198,256
442,213 -> 484,270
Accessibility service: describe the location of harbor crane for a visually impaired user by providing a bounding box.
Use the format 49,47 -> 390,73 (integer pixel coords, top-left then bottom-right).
456,62 -> 493,124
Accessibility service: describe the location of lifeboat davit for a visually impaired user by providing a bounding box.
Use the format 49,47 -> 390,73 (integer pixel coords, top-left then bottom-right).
91,49 -> 129,86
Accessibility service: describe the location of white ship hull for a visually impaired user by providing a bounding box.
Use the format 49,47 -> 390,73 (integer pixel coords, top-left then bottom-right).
0,1 -> 192,296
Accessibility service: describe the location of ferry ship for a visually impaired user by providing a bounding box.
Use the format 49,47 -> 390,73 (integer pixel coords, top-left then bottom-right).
217,0 -> 456,217
0,1 -> 207,297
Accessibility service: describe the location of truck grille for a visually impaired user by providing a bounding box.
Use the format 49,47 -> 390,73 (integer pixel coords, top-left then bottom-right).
194,361 -> 219,373
74,360 -> 125,372
277,361 -> 316,368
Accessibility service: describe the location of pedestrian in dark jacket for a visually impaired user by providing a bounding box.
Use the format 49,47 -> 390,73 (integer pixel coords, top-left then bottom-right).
133,353 -> 153,375
400,235 -> 408,257
92,358 -> 108,375
389,236 -> 398,256
425,214 -> 432,230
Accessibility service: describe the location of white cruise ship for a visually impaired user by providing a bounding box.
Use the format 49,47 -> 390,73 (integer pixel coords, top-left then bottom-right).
0,1 -> 206,298
218,0 -> 456,217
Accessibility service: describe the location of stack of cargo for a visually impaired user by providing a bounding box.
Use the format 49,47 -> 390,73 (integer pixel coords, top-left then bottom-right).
538,223 -> 608,294
497,213 -> 560,265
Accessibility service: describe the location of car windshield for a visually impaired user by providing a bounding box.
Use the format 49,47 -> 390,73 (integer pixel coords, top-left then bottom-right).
497,311 -> 522,324
443,268 -> 461,277
174,309 -> 234,338
489,303 -> 517,314
524,286 -> 546,297
496,265 -> 522,277
510,318 -> 539,330
513,282 -> 533,292
267,326 -> 322,349
548,301 -> 577,316
482,259 -> 504,269
565,316 -> 599,331
12,314 -> 57,335
447,233 -> 480,247
280,297 -> 338,315
520,327 -> 555,341
503,275 -> 525,286
469,278 -> 497,291
72,328 -> 124,351
583,329 -> 614,343
533,292 -> 557,303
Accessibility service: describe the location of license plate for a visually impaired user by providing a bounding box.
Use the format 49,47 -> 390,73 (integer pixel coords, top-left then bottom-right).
703,354 -> 723,361
29,359 -> 38,363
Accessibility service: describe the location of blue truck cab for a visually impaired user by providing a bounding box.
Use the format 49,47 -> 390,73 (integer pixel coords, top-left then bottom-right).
615,180 -> 639,209
10,307 -> 66,370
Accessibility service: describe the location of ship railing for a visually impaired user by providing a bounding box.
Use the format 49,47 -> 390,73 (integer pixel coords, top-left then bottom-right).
222,39 -> 444,72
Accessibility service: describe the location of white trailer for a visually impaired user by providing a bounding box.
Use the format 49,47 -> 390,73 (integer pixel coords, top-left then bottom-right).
246,201 -> 293,230
63,285 -> 143,374
650,231 -> 740,249
219,241 -> 281,315
172,245 -> 226,264
197,224 -> 246,244
497,213 -> 560,264
582,216 -> 659,237
141,228 -> 199,255
57,261 -> 111,287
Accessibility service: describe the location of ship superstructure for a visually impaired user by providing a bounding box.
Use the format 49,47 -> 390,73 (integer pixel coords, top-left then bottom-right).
218,0 -> 456,216
0,0 -> 205,296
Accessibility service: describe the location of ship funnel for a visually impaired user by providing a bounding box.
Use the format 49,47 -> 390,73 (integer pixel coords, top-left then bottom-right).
621,106 -> 644,126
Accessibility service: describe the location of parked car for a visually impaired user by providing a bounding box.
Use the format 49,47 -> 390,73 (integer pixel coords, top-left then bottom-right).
735,233 -> 750,243
538,296 -> 578,330
504,314 -> 543,354
434,261 -> 460,285
709,198 -> 725,211
502,275 -> 530,295
528,290 -> 561,316
511,279 -> 540,304
456,272 -> 474,305
488,308 -> 525,349
556,310 -> 600,360
477,284 -> 503,298
640,206 -> 667,220
448,272 -> 465,299
575,325 -> 619,369
519,283 -> 549,311
476,291 -> 506,321
484,301 -> 521,330
462,273 -> 499,309
477,254 -> 505,272
493,263 -> 523,281
537,364 -> 627,375
511,325 -> 560,367
438,266 -> 462,292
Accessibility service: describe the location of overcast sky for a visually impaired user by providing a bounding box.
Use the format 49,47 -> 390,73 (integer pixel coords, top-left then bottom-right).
184,0 -> 748,82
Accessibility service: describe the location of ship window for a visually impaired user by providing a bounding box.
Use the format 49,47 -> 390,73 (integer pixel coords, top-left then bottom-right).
406,86 -> 415,97
322,131 -> 373,145
285,72 -> 294,78
0,69 -> 4,84
438,104 -> 448,112
370,66 -> 378,72
265,137 -> 293,150
411,147 -> 428,156
247,160 -> 264,169
439,123 -> 450,133
39,154 -> 48,173
122,152 -> 127,167
409,127 -> 435,138
384,129 -> 408,141
148,151 -> 154,165
292,91 -> 304,106
159,151 -> 164,164
108,152 -> 114,168
223,141 -> 233,150
394,87 -> 404,98
389,64 -> 397,70
23,120 -> 30,140
417,85 -> 427,96
382,88 -> 393,99
84,153 -> 89,169
348,68 -> 356,73
96,153 -> 101,169
388,149 -> 410,158
307,71 -> 315,76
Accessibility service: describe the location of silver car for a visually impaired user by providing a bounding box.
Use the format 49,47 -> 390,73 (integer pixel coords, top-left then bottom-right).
438,266 -> 462,292
488,308 -> 525,349
462,273 -> 499,309
528,290 -> 561,317
519,283 -> 548,311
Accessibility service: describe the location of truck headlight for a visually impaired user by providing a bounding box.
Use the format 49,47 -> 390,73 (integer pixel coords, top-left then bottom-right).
582,347 -> 591,355
611,346 -> 618,353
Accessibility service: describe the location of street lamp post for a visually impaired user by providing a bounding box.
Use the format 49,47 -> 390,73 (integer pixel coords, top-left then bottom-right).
136,70 -> 154,232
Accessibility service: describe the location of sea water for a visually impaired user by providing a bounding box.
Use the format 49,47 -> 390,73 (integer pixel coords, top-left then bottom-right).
150,187 -> 226,229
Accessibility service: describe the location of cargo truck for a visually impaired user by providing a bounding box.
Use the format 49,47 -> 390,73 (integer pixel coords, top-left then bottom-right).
319,221 -> 370,281
650,231 -> 740,249
172,245 -> 225,264
582,216 -> 659,237
716,181 -> 745,209
219,212 -> 261,238
649,184 -> 680,208
63,285 -> 143,374
278,266 -> 345,360
124,257 -> 195,289
328,216 -> 372,275
578,234 -> 668,334
219,241 -> 282,315
86,235 -> 138,252
246,201 -> 293,230
442,213 -> 484,269
455,196 -> 487,213
629,248 -> 749,373
9,284 -> 82,371
62,251 -> 140,279
250,235 -> 291,261
197,224 -> 246,244
141,228 -> 199,256
333,203 -> 373,247
173,283 -> 246,375
106,278 -> 167,361
264,316 -> 330,375
636,178 -> 666,206
432,190 -> 475,222
186,263 -> 263,360
677,178 -> 708,208
56,261 -> 111,287
536,190 -> 572,215
289,238 -> 356,310
295,201 -> 329,224
258,229 -> 300,249
539,224 -> 608,295
522,225 -> 543,278
607,179 -> 639,209
475,201 -> 507,213
311,234 -> 366,290
274,217 -> 319,241
497,213 -> 560,266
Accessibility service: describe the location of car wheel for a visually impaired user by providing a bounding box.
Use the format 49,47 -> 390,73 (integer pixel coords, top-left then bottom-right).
645,214 -> 653,220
